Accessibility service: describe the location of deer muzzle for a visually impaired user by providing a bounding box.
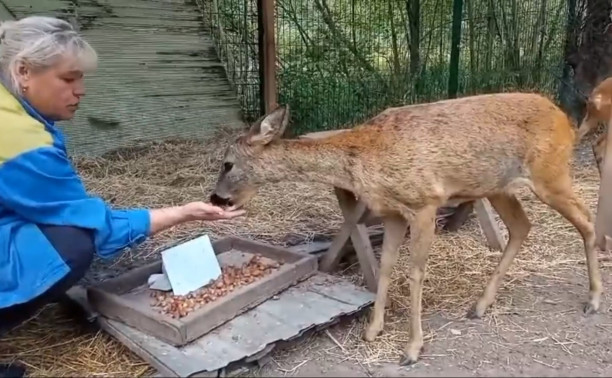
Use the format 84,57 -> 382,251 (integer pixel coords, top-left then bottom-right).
209,193 -> 233,207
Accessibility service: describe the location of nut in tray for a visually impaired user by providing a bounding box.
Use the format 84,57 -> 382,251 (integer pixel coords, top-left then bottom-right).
150,254 -> 283,318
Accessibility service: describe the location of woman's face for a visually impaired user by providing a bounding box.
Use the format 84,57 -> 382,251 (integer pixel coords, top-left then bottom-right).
16,56 -> 86,121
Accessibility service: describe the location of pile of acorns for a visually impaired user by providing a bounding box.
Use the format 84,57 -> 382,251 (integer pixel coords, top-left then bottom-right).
150,254 -> 283,319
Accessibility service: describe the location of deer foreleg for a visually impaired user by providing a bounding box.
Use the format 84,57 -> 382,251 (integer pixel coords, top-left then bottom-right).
363,214 -> 408,341
400,205 -> 437,366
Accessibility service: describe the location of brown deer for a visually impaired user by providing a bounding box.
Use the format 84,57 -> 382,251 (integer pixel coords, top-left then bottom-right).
210,93 -> 602,366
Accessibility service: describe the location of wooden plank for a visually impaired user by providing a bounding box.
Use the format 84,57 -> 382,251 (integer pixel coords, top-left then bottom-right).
288,228 -> 385,256
87,236 -> 318,347
319,199 -> 369,272
595,115 -> 612,250
474,198 -> 505,251
333,188 -> 379,292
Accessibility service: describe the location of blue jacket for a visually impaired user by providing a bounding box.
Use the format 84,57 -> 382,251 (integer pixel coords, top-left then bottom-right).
0,83 -> 151,308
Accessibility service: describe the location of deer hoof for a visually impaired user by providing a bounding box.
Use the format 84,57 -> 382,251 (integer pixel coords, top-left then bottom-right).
399,344 -> 423,366
398,354 -> 417,366
583,301 -> 599,315
362,326 -> 383,342
465,303 -> 484,319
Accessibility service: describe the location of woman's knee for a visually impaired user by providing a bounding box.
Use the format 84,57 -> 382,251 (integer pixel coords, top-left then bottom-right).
38,225 -> 95,278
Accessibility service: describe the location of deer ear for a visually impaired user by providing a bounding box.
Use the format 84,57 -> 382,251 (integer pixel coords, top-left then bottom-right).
246,105 -> 290,145
591,92 -> 611,110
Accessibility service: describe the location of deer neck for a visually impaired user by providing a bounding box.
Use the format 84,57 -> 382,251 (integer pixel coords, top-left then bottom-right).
252,139 -> 356,192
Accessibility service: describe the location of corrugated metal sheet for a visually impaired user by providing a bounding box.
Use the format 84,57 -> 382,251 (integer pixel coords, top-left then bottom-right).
1,0 -> 245,157
89,273 -> 375,377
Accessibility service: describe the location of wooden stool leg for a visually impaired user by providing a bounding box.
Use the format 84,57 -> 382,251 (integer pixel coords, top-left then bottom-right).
320,188 -> 379,292
320,199 -> 368,272
474,198 -> 506,251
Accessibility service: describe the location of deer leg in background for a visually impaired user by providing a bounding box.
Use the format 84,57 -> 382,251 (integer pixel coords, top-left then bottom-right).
400,204 -> 438,366
442,201 -> 474,232
593,131 -> 606,177
467,194 -> 530,319
363,214 -> 408,342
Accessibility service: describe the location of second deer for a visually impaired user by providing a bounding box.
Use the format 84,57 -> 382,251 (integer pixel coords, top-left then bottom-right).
575,76 -> 612,176
210,93 -> 602,365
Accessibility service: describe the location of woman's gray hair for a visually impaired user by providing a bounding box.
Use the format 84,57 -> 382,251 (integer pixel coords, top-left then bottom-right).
0,16 -> 97,95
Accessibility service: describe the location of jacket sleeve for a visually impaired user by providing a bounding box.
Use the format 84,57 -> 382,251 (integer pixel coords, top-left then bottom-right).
0,145 -> 151,259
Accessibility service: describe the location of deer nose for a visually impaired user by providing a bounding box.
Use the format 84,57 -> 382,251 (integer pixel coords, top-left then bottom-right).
210,193 -> 232,207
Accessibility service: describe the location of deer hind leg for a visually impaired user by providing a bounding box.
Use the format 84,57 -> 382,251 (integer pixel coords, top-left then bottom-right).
399,204 -> 438,366
363,214 -> 408,342
467,193 -> 531,319
593,131 -> 606,177
532,173 -> 601,314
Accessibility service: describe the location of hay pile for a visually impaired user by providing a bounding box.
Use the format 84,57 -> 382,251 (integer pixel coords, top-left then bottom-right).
0,132 -> 605,376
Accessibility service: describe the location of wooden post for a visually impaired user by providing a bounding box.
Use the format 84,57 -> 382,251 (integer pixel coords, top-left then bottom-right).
257,0 -> 278,114
594,115 -> 612,251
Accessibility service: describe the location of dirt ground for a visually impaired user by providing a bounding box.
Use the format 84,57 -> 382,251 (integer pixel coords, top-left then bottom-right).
247,267 -> 612,377
2,134 -> 611,377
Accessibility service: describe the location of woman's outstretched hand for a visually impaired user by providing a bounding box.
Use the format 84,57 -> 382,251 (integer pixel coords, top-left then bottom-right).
149,202 -> 246,235
181,201 -> 246,221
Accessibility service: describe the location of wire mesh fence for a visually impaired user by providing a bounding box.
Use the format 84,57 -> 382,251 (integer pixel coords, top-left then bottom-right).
198,0 -> 262,121
201,0 -> 570,136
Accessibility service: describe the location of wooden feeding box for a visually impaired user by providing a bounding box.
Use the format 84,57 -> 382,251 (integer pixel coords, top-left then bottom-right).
86,236 -> 318,346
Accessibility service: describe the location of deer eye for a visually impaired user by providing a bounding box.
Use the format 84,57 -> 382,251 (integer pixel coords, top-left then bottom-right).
224,162 -> 233,172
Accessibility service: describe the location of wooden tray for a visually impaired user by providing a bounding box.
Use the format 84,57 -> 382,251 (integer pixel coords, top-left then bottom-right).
86,236 -> 318,346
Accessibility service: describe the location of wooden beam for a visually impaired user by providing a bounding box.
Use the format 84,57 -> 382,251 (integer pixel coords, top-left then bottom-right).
474,198 -> 505,251
328,188 -> 379,292
319,198 -> 369,272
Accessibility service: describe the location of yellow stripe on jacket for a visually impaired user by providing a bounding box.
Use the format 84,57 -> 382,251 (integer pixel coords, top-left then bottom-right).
0,83 -> 53,165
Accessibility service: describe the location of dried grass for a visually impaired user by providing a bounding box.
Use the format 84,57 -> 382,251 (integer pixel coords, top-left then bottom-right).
0,134 -> 604,376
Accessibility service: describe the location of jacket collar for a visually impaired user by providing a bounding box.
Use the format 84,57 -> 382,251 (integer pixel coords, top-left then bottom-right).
17,96 -> 56,128
0,81 -> 67,151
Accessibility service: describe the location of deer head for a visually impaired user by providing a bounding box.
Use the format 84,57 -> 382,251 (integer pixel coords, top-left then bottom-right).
210,105 -> 291,208
566,25 -> 612,121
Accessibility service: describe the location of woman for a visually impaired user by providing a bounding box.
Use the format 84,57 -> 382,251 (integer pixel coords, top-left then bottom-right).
0,15 -> 244,375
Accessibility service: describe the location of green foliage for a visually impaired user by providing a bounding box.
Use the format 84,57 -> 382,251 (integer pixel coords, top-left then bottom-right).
200,0 -> 569,135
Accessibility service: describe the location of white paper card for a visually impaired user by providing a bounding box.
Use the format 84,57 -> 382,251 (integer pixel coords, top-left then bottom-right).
161,234 -> 222,296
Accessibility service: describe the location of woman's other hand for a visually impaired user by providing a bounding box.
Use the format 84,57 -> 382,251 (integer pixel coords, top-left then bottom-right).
181,201 -> 246,221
